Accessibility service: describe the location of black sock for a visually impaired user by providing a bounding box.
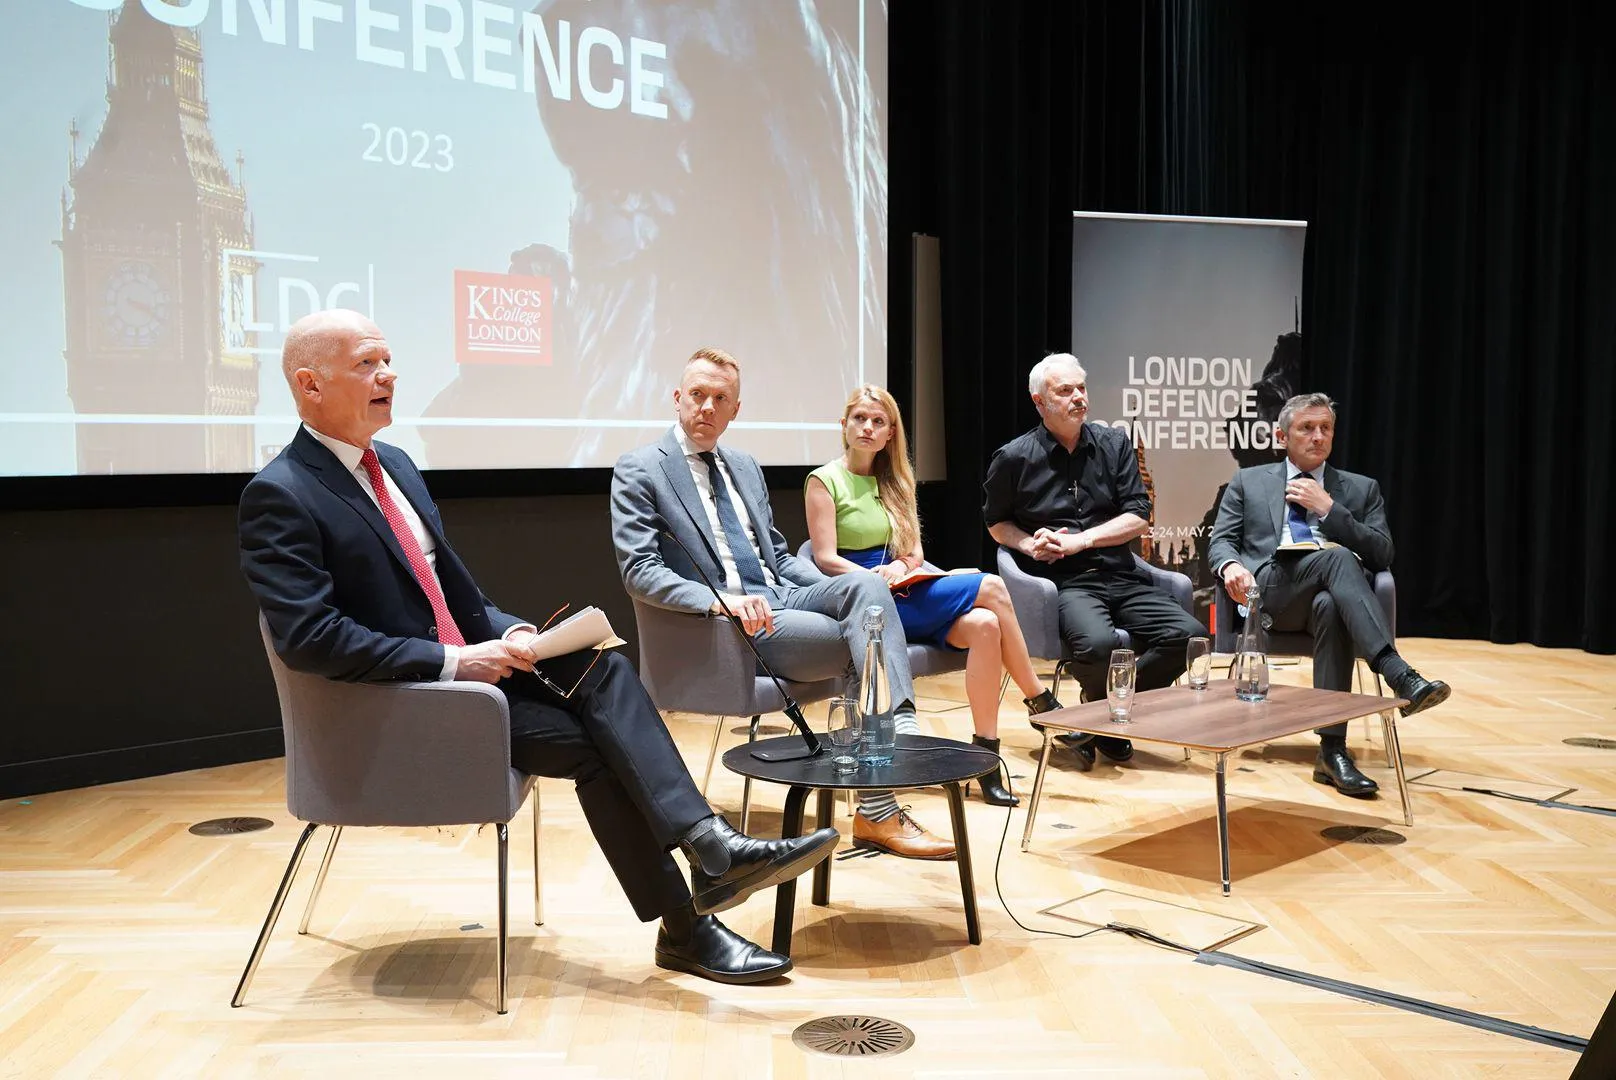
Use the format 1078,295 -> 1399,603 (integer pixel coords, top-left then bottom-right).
1372,648 -> 1410,683
661,901 -> 696,944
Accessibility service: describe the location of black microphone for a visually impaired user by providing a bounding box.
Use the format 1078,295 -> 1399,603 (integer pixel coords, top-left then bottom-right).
658,528 -> 822,761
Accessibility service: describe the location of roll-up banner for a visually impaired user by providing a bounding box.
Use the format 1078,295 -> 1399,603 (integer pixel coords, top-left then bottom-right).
1071,211 -> 1307,624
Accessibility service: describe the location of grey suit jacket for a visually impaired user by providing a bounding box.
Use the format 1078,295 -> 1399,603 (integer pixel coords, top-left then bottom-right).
1206,462 -> 1395,577
611,428 -> 827,613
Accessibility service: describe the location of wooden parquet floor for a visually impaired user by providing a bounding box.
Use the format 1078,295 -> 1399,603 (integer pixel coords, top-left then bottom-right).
2,640 -> 1612,1078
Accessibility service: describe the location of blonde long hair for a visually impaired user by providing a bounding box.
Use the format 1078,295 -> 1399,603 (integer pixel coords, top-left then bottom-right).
841,385 -> 921,558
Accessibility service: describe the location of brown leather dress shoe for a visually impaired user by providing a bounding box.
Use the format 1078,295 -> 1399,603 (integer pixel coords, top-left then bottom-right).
852,808 -> 956,861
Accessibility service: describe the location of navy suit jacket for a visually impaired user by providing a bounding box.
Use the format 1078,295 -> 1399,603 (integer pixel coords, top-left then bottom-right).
239,426 -> 523,682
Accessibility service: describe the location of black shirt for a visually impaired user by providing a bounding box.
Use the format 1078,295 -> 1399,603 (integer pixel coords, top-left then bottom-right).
982,421 -> 1152,579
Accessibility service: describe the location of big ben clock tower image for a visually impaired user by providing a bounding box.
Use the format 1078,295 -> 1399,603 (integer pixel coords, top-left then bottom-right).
59,1 -> 257,474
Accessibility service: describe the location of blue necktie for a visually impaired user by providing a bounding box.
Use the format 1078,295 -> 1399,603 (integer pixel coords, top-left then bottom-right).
1288,472 -> 1315,543
699,451 -> 771,594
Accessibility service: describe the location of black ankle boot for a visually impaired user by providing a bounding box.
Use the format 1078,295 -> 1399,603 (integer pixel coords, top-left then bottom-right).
971,735 -> 1019,807
1026,688 -> 1095,754
1025,688 -> 1073,732
1024,688 -> 1062,720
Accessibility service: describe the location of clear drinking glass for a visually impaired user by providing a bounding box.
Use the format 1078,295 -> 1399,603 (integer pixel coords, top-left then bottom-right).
1106,648 -> 1136,722
826,698 -> 863,775
1186,636 -> 1212,690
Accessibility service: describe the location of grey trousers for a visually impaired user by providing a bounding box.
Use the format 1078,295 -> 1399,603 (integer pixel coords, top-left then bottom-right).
1257,546 -> 1394,739
752,571 -> 916,707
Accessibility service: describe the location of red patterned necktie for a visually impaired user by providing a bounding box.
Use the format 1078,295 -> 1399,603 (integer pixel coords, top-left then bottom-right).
359,448 -> 465,647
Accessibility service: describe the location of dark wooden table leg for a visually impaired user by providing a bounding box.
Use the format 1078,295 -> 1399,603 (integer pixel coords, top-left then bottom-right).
772,785 -> 809,956
944,782 -> 981,945
812,787 -> 834,906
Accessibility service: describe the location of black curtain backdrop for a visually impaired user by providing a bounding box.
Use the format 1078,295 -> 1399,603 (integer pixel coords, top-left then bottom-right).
890,0 -> 1614,654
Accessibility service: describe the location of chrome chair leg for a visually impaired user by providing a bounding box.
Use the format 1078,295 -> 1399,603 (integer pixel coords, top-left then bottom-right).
496,822 -> 510,1015
531,790 -> 544,927
700,715 -> 726,796
297,825 -> 343,934
998,672 -> 1011,704
1353,660 -> 1372,748
1369,667 -> 1388,762
740,715 -> 761,833
1051,662 -> 1066,703
232,821 -> 318,1008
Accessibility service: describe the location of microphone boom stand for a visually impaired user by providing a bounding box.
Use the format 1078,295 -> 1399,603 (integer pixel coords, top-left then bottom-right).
660,529 -> 822,761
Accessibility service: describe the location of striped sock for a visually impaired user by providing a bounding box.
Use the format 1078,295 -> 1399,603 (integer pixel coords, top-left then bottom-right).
858,790 -> 900,822
858,711 -> 919,822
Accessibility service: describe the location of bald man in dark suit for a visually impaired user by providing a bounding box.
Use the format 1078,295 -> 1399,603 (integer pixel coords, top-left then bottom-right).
238,310 -> 837,984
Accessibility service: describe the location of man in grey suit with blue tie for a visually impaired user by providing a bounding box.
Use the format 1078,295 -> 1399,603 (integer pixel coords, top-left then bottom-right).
611,348 -> 956,860
1207,392 -> 1450,798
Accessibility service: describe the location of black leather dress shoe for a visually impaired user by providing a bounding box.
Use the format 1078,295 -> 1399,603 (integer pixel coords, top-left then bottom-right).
1313,746 -> 1379,798
1389,670 -> 1451,717
1094,736 -> 1134,762
1054,732 -> 1096,770
655,915 -> 792,984
680,817 -> 838,916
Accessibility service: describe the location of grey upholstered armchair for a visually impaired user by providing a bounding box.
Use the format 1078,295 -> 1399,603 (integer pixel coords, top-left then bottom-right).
630,597 -> 841,830
233,618 -> 542,1015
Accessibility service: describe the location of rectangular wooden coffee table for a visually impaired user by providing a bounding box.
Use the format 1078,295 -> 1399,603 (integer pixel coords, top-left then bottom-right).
1024,683 -> 1411,894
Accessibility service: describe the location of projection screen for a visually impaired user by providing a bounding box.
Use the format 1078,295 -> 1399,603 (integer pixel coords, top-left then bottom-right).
0,0 -> 888,475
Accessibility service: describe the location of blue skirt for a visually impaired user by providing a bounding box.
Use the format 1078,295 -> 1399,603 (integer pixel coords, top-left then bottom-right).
841,546 -> 984,649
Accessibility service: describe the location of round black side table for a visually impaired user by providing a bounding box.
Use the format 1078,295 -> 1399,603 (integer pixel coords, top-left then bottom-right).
722,733 -> 998,956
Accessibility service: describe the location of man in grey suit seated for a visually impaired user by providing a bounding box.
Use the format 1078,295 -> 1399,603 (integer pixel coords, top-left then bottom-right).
1207,392 -> 1451,798
611,347 -> 955,860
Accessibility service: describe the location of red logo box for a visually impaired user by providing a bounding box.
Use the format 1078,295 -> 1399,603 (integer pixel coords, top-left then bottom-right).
454,270 -> 551,366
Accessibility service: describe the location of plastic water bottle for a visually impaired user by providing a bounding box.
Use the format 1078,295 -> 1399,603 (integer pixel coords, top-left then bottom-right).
857,605 -> 896,766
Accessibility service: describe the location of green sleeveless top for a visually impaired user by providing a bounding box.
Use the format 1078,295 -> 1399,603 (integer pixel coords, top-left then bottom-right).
806,460 -> 893,551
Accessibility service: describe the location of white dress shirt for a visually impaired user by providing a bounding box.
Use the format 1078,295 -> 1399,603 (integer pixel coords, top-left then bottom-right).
672,425 -> 778,594
304,425 -> 463,681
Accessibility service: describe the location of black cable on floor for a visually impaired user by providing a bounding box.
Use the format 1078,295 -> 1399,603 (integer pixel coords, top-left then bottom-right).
1461,786 -> 1616,817
896,741 -> 1098,941
900,743 -> 1597,1051
1194,951 -> 1590,1053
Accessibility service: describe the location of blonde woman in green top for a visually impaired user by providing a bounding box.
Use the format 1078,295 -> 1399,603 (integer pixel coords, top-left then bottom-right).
807,386 -> 1062,829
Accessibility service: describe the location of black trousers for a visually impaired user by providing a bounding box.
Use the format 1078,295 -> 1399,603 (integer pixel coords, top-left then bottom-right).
1055,568 -> 1205,703
1256,546 -> 1394,739
501,649 -> 712,922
